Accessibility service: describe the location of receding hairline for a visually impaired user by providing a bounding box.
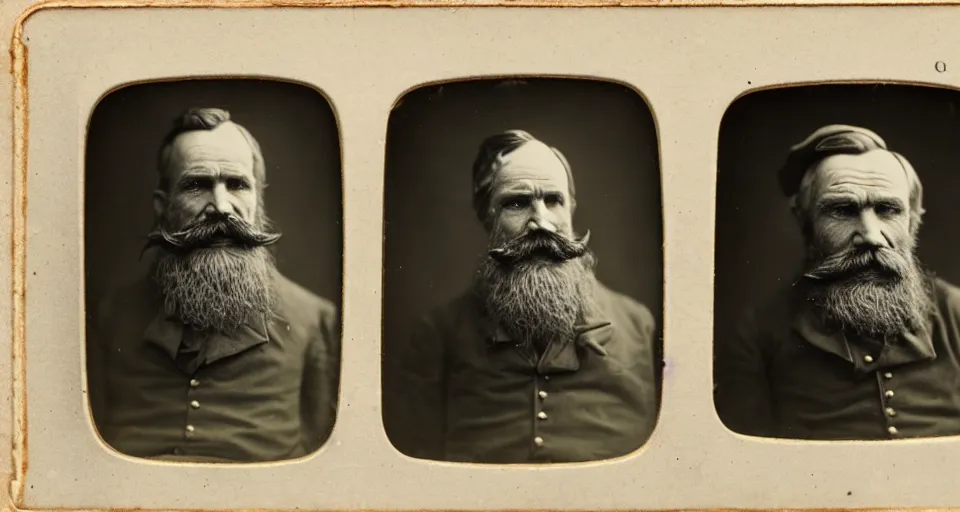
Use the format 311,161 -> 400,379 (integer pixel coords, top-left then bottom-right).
805,151 -> 912,194
492,139 -> 569,179
793,148 -> 924,229
157,119 -> 263,189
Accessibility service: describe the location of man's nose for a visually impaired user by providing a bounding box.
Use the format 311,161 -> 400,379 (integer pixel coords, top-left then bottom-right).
852,209 -> 889,249
207,183 -> 235,216
527,200 -> 557,233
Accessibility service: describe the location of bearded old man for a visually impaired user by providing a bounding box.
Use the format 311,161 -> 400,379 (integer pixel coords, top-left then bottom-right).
715,124 -> 960,440
87,108 -> 340,462
386,130 -> 660,464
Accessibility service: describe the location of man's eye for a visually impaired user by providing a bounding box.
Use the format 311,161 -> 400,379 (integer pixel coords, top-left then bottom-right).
874,204 -> 902,216
503,198 -> 529,210
226,178 -> 249,191
544,194 -> 564,207
829,203 -> 859,218
182,180 -> 203,192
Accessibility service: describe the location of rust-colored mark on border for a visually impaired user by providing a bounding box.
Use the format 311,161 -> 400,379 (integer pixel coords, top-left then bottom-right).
10,2 -> 30,508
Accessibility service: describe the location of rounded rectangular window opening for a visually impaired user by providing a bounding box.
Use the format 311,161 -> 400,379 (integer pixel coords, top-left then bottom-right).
380,77 -> 664,464
714,82 -> 960,442
84,78 -> 343,463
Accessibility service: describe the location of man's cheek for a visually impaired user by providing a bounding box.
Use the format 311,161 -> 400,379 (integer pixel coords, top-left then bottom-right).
168,198 -> 201,225
815,219 -> 851,252
495,214 -> 522,237
887,222 -> 914,251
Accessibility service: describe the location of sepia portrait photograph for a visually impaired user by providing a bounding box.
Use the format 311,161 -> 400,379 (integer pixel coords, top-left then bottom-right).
714,83 -> 960,442
380,78 -> 664,465
83,79 -> 343,463
16,2 -> 960,511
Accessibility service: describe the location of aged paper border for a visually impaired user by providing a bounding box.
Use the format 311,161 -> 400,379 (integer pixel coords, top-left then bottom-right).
8,1 -> 960,512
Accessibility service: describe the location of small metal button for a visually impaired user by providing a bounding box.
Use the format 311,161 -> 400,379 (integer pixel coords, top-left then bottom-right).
186,425 -> 195,433
190,400 -> 200,409
544,375 -> 550,381
885,390 -> 895,399
888,426 -> 899,435
864,355 -> 874,363
538,391 -> 548,399
189,379 -> 200,388
537,412 -> 548,420
884,372 -> 893,379
886,408 -> 897,417
533,436 -> 544,446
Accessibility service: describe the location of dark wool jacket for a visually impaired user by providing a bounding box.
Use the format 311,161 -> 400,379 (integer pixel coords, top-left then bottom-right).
716,277 -> 960,441
386,279 -> 661,464
87,270 -> 340,462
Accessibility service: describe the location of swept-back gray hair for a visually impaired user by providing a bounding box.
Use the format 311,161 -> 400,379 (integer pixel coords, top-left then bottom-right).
156,107 -> 266,194
780,124 -> 924,234
471,129 -> 575,231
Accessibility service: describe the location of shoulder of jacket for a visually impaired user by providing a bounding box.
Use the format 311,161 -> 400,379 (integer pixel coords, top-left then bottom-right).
933,276 -> 960,314
732,281 -> 802,351
273,272 -> 338,330
594,281 -> 655,327
276,273 -> 334,310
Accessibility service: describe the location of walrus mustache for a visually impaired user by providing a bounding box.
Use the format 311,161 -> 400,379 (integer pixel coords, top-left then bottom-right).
143,213 -> 282,256
804,246 -> 908,282
488,229 -> 590,265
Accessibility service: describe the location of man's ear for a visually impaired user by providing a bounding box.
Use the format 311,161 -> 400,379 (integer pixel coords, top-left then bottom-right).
909,211 -> 924,238
788,196 -> 802,224
152,189 -> 168,222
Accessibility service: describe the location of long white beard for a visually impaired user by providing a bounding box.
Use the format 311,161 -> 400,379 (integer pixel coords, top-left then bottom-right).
477,255 -> 595,349
154,246 -> 277,333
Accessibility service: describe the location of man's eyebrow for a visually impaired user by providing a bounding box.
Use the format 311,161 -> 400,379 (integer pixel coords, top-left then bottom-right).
817,195 -> 859,206
494,183 -> 564,196
179,166 -> 215,176
817,194 -> 905,209
179,168 -> 251,181
492,184 -> 532,196
219,170 -> 252,182
177,171 -> 212,182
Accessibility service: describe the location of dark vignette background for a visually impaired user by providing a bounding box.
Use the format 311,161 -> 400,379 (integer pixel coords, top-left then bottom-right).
380,78 -> 664,445
714,83 -> 960,404
84,79 -> 343,329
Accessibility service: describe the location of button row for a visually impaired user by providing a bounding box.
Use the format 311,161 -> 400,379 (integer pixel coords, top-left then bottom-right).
535,386 -> 548,447
879,369 -> 897,437
185,378 -> 202,441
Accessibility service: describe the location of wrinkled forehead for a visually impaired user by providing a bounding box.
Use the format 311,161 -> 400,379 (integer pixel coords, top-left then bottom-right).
167,123 -> 255,176
491,140 -> 569,192
808,150 -> 911,200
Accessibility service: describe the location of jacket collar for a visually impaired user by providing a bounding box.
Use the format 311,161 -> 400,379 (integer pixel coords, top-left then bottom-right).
483,279 -> 613,374
143,308 -> 271,365
792,306 -> 936,373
